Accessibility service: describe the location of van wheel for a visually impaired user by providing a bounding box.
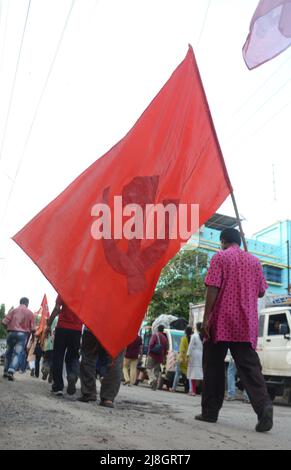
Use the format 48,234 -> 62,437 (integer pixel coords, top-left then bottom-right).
268,388 -> 276,401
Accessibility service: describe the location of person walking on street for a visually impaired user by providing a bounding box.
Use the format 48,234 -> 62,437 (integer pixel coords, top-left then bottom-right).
42,317 -> 58,382
146,324 -> 168,391
187,322 -> 203,396
227,355 -> 250,403
123,334 -> 142,386
2,298 -> 35,381
170,326 -> 192,393
46,295 -> 82,396
27,332 -> 38,377
195,228 -> 273,433
78,326 -> 124,408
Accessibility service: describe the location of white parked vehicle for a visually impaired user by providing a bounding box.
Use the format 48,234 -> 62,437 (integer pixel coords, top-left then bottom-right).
190,298 -> 291,403
0,339 -> 6,365
257,304 -> 291,403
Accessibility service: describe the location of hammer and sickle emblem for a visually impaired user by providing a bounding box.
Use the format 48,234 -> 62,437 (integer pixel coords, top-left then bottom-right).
101,176 -> 179,295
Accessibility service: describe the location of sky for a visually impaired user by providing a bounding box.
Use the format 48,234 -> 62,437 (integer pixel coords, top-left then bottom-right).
0,0 -> 291,312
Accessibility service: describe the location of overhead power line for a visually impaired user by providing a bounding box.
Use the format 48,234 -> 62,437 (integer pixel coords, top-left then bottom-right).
0,0 -> 32,163
0,0 -> 76,229
225,74 -> 291,145
224,98 -> 291,158
197,0 -> 211,48
231,52 -> 291,119
0,0 -> 10,78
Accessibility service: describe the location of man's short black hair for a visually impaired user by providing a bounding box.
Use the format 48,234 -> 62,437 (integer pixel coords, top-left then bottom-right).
185,326 -> 193,336
196,322 -> 203,333
220,228 -> 241,246
20,297 -> 29,306
157,324 -> 165,333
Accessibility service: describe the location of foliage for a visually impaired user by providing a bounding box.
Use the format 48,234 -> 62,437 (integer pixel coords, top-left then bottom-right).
0,304 -> 7,339
148,249 -> 208,322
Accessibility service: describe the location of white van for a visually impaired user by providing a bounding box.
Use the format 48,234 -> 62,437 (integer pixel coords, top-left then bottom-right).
189,300 -> 291,402
257,306 -> 291,403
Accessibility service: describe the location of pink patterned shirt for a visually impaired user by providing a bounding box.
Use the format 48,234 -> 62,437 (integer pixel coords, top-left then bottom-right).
205,245 -> 268,349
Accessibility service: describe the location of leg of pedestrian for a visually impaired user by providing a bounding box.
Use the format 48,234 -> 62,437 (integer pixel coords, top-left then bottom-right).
226,357 -> 237,400
79,330 -> 100,402
146,356 -> 156,388
100,350 -> 124,407
52,328 -> 68,395
3,333 -> 16,378
122,357 -> 130,385
230,342 -> 273,432
153,362 -> 161,390
129,358 -> 138,386
191,379 -> 196,396
8,332 -> 28,380
195,341 -> 228,423
35,352 -> 42,378
65,330 -> 81,395
171,362 -> 181,392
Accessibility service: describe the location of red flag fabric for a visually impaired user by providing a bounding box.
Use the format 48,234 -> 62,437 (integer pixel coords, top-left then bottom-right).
243,0 -> 291,69
36,294 -> 50,339
13,46 -> 232,357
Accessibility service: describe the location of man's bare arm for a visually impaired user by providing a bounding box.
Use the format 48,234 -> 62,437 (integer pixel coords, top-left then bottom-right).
203,286 -> 220,338
2,306 -> 14,327
46,304 -> 61,330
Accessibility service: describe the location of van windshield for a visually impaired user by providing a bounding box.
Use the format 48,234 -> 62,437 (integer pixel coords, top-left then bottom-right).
170,331 -> 184,352
268,313 -> 290,336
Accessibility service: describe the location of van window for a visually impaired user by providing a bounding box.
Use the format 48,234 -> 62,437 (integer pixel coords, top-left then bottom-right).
258,315 -> 265,337
267,314 -> 290,336
170,332 -> 184,352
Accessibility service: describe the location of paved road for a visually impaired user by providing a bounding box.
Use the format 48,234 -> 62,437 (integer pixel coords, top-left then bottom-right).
0,369 -> 290,450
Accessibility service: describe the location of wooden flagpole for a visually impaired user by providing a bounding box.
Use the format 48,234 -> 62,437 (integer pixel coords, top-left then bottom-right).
230,191 -> 248,252
191,46 -> 248,253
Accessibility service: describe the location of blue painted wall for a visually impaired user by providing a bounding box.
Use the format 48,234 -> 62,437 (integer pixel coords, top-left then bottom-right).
186,221 -> 291,295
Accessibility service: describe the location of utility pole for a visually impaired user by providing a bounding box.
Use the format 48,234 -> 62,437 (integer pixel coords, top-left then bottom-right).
287,240 -> 290,295
272,163 -> 277,203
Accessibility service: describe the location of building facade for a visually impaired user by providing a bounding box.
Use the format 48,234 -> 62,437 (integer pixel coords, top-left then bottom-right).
186,214 -> 291,296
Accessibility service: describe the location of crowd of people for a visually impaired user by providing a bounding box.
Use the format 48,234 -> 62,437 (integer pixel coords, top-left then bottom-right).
1,228 -> 274,432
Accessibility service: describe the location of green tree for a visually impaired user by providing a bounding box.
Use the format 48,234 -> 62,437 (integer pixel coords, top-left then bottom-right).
148,249 -> 208,322
0,304 -> 7,339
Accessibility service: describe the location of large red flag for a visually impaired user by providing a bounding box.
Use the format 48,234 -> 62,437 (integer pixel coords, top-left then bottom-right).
243,0 -> 291,69
13,46 -> 232,357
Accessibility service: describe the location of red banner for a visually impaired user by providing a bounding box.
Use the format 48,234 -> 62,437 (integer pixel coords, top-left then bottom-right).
36,294 -> 50,345
13,47 -> 232,357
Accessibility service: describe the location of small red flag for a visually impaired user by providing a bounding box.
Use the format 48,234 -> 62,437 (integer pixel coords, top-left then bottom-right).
13,46 -> 232,357
243,0 -> 291,69
36,294 -> 50,340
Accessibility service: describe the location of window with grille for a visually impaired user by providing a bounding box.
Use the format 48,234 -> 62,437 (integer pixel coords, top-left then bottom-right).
263,265 -> 282,284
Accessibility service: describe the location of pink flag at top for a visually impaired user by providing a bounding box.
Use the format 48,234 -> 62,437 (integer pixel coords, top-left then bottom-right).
243,0 -> 291,69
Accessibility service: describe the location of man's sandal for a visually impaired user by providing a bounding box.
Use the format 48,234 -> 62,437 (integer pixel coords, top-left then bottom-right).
100,399 -> 114,408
